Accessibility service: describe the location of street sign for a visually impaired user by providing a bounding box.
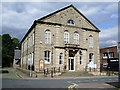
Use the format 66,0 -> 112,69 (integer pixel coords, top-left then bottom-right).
40,60 -> 44,71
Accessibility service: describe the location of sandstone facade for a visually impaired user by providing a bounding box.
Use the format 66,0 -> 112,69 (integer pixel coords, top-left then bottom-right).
21,5 -> 100,72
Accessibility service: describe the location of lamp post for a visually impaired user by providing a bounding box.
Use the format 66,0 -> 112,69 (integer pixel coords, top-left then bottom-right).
118,42 -> 120,82
28,58 -> 32,77
51,34 -> 54,78
107,49 -> 110,76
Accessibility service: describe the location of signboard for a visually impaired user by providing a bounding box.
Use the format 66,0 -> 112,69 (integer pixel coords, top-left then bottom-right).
39,60 -> 44,71
107,58 -> 119,71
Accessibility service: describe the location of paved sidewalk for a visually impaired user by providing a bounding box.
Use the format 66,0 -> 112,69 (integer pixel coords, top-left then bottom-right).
15,67 -> 119,80
15,69 -> 29,79
14,69 -> 120,89
16,68 -> 118,79
75,82 -> 116,89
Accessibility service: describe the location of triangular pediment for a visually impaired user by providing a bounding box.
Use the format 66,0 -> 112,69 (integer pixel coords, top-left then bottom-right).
37,5 -> 100,31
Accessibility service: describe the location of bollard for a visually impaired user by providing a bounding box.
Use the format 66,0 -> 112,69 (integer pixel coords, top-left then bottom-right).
51,68 -> 53,78
89,67 -> 91,72
47,68 -> 49,74
85,66 -> 87,71
36,74 -> 37,78
44,69 -> 47,77
58,67 -> 60,72
54,67 -> 55,73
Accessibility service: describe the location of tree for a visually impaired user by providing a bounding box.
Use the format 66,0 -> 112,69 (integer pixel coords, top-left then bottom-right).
2,34 -> 20,67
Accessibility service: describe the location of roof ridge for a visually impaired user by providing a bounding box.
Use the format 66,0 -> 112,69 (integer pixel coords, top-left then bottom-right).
37,4 -> 100,31
37,4 -> 74,21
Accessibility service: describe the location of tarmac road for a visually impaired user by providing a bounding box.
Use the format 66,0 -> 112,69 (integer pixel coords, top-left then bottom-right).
2,76 -> 118,88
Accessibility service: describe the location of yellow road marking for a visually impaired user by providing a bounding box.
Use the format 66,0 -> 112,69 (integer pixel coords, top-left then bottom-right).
15,72 -> 23,79
68,84 -> 78,90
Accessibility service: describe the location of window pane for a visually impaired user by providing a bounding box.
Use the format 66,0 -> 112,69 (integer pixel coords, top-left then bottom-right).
67,20 -> 74,24
74,33 -> 79,44
89,53 -> 94,62
59,53 -> 63,64
89,36 -> 93,48
44,51 -> 50,63
45,31 -> 51,44
64,31 -> 69,43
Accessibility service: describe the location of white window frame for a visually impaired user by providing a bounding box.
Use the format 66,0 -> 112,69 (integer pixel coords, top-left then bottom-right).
80,54 -> 83,65
64,31 -> 69,43
44,51 -> 51,64
67,20 -> 74,24
45,30 -> 51,44
74,32 -> 79,44
59,53 -> 64,64
89,36 -> 93,48
103,53 -> 108,59
31,52 -> 34,64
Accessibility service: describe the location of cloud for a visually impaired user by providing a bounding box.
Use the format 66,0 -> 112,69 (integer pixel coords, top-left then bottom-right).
78,2 -> 118,29
100,26 -> 118,48
1,0 -> 119,2
2,25 -> 26,40
1,2 -> 118,48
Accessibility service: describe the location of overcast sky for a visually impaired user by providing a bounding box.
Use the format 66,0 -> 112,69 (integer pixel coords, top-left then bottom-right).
1,2 -> 118,48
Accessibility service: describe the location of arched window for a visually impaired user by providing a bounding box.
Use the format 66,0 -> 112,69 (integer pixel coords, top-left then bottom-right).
45,30 -> 51,44
44,51 -> 51,64
67,20 -> 74,24
64,31 -> 69,43
89,35 -> 93,48
59,53 -> 63,64
74,32 -> 79,44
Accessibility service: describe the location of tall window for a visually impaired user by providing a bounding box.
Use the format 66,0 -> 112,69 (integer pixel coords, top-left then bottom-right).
44,51 -> 51,64
67,20 -> 74,24
64,31 -> 69,43
89,35 -> 93,48
89,53 -> 94,62
80,54 -> 83,65
74,32 -> 79,44
59,53 -> 63,64
45,30 -> 51,44
103,53 -> 107,59
109,52 -> 114,58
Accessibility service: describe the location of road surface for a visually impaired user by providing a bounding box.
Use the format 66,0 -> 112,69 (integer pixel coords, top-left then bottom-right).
2,76 -> 118,88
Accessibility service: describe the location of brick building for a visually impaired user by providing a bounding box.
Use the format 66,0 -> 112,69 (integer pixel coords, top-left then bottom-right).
100,45 -> 118,71
21,5 -> 100,72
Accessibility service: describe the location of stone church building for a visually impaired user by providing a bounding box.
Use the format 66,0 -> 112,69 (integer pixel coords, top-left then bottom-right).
21,5 -> 100,72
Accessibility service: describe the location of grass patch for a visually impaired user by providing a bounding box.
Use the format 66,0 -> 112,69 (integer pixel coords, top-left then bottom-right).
2,67 -> 19,79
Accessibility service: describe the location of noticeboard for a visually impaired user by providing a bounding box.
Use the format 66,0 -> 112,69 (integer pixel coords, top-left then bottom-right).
39,60 -> 44,71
